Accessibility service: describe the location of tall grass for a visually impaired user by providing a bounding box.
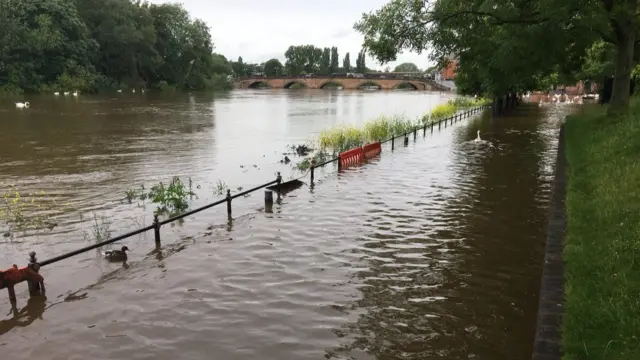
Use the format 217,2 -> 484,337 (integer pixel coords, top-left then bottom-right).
422,97 -> 492,124
563,98 -> 640,359
312,97 -> 488,154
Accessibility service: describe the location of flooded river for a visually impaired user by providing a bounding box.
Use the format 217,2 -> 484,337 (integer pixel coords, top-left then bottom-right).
0,91 -> 568,359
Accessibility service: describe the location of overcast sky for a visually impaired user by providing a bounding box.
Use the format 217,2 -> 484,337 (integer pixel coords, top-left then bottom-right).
148,0 -> 434,71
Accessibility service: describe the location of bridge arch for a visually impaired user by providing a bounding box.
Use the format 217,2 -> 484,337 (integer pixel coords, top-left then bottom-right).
319,81 -> 343,89
358,81 -> 382,90
393,82 -> 420,90
284,81 -> 307,89
247,81 -> 270,89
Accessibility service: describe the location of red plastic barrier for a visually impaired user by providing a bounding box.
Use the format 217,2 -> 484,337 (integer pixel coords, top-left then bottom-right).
339,147 -> 365,168
362,142 -> 382,158
0,265 -> 43,289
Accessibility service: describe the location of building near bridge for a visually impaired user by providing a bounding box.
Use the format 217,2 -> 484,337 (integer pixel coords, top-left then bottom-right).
440,54 -> 458,81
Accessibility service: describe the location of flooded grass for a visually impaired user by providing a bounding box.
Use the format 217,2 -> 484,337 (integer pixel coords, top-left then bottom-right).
563,99 -> 640,359
422,97 -> 491,124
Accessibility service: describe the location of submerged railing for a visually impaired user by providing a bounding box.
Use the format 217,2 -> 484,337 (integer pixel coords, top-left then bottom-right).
1,105 -> 489,305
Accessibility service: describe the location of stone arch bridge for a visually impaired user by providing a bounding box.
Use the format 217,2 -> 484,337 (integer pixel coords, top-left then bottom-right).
233,76 -> 450,91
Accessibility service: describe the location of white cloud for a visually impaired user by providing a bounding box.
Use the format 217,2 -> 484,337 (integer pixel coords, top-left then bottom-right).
147,0 -> 435,70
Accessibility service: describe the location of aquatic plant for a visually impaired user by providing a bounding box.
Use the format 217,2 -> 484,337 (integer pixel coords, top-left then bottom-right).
214,180 -> 228,196
81,212 -> 112,243
147,177 -> 195,215
0,185 -> 62,237
295,150 -> 330,171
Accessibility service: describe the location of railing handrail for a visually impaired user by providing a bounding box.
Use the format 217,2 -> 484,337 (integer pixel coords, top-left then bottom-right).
33,105 -> 489,268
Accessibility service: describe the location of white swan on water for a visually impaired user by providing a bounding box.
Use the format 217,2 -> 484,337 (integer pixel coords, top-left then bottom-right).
474,130 -> 481,142
15,101 -> 30,108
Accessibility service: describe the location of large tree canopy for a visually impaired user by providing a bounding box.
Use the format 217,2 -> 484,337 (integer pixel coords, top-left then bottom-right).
394,62 -> 420,72
0,0 -> 232,93
354,0 -> 639,116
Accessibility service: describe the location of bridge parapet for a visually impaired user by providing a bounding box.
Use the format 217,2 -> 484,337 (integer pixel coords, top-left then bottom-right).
233,75 -> 450,92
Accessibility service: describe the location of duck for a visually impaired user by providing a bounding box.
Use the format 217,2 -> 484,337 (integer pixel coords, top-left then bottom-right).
15,101 -> 30,108
474,130 -> 481,142
103,246 -> 130,261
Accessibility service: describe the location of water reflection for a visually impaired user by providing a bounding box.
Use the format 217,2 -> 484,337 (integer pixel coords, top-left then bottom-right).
0,296 -> 47,337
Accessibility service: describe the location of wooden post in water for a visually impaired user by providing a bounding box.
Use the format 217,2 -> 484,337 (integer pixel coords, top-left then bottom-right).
403,134 -> 409,146
413,128 -> 417,140
226,189 -> 232,218
423,124 -> 426,137
153,214 -> 161,247
438,120 -> 441,130
391,136 -> 395,150
264,190 -> 273,213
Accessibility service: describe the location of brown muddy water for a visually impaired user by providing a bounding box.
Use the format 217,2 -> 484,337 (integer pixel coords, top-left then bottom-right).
0,91 -> 572,359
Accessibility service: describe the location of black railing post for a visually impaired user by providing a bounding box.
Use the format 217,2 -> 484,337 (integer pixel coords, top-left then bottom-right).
264,190 -> 273,213
226,189 -> 232,218
310,159 -> 316,183
28,251 -> 43,296
276,172 -> 282,194
391,136 -> 395,150
153,214 -> 161,247
423,124 -> 426,136
403,133 -> 409,146
438,120 -> 441,130
413,128 -> 417,140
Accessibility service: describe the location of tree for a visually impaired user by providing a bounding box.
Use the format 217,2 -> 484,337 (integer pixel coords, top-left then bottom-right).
354,0 -> 638,116
330,47 -> 339,74
263,58 -> 283,76
343,52 -> 351,72
285,45 -> 323,75
394,62 -> 420,73
0,0 -> 98,92
355,50 -> 367,73
231,56 -> 245,77
320,47 -> 331,75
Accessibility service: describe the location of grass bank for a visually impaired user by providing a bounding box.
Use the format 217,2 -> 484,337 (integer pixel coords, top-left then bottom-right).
563,99 -> 640,359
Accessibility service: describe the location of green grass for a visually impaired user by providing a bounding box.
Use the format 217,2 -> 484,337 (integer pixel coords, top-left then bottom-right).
563,99 -> 640,359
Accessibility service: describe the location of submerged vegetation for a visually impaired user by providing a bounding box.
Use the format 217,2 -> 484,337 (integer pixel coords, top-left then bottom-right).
289,97 -> 488,170
124,177 -> 195,216
0,185 -> 65,238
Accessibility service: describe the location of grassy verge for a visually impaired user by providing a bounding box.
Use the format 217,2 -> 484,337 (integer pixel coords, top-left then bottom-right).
563,99 -> 640,359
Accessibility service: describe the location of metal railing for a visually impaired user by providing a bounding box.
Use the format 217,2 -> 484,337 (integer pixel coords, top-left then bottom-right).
29,105 -> 490,268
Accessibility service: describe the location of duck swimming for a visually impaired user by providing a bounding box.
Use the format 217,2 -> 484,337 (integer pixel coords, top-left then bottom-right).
103,246 -> 130,261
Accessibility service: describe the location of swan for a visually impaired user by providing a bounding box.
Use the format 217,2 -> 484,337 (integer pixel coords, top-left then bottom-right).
63,91 -> 70,96
474,130 -> 481,142
15,101 -> 30,108
72,91 -> 79,96
117,89 -> 122,93
132,89 -> 136,93
54,92 -> 60,96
